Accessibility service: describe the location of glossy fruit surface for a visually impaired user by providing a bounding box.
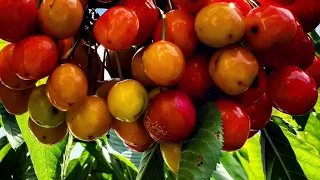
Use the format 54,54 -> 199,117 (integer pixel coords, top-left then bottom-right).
95,78 -> 120,99
0,0 -> 38,42
245,94 -> 272,130
258,0 -> 320,32
144,90 -> 196,143
12,35 -> 59,80
39,0 -> 84,39
266,66 -> 318,115
160,143 -> 182,174
306,56 -> 320,88
131,47 -> 155,87
244,5 -> 298,51
209,45 -> 259,95
216,99 -> 250,151
93,6 -> 139,50
195,2 -> 245,48
177,54 -> 212,100
123,0 -> 159,45
28,85 -> 66,128
29,118 -> 68,145
256,26 -> 315,70
153,9 -> 198,57
46,63 -> 88,111
234,65 -> 267,106
107,79 -> 148,122
112,119 -> 154,151
0,84 -> 35,115
248,129 -> 258,139
67,96 -> 113,141
142,41 -> 185,86
0,44 -> 35,90
209,0 -> 251,16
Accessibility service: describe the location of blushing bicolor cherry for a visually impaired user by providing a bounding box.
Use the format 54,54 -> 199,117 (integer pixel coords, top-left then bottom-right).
266,66 -> 318,115
258,0 -> 320,32
0,0 -> 38,42
123,0 -> 159,45
93,6 -> 139,51
153,9 -> 198,57
177,54 -> 212,100
216,98 -> 250,151
0,44 -> 36,90
244,5 -> 298,51
245,94 -> 272,130
306,56 -> 320,88
143,90 -> 196,143
11,35 -> 59,81
234,65 -> 267,106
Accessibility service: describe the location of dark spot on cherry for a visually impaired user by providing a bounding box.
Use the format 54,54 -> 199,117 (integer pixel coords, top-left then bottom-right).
250,26 -> 259,35
42,136 -> 47,140
14,84 -> 20,89
250,77 -> 260,89
52,107 -> 59,114
238,81 -> 243,86
88,135 -> 93,139
68,102 -> 73,106
228,34 -> 233,39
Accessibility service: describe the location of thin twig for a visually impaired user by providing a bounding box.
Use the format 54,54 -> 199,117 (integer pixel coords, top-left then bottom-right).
115,51 -> 123,80
61,134 -> 74,180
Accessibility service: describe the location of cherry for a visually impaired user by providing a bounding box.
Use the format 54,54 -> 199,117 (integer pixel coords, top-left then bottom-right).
125,142 -> 154,152
216,99 -> 250,151
95,78 -> 120,100
39,0 -> 84,39
142,40 -> 185,86
255,24 -> 315,70
11,35 -> 59,81
245,94 -> 272,130
0,44 -> 36,90
0,0 -> 38,42
153,9 -> 198,57
93,6 -> 139,51
131,47 -> 156,88
177,54 -> 212,100
112,119 -> 154,152
144,90 -> 196,143
123,0 -> 159,45
266,66 -> 318,115
234,65 -> 268,106
248,129 -> 259,139
244,5 -> 298,51
306,56 -> 320,88
258,0 -> 320,32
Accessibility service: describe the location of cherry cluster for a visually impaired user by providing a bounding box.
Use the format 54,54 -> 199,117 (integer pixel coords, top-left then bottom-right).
0,0 -> 319,173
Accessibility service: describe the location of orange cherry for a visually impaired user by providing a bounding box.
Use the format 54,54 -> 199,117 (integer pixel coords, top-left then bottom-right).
142,41 -> 185,86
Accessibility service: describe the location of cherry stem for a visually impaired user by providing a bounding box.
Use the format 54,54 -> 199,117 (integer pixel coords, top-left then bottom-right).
115,51 -> 123,80
61,134 -> 74,180
158,8 -> 166,41
119,0 -> 124,6
61,36 -> 80,60
245,0 -> 259,8
37,0 -> 43,9
167,0 -> 173,11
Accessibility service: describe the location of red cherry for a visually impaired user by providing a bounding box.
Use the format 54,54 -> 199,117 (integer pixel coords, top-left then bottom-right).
11,35 -> 59,81
266,66 -> 318,115
177,54 -> 212,100
244,5 -> 298,51
143,90 -> 196,143
208,0 -> 252,16
245,94 -> 272,130
256,24 -> 315,70
153,9 -> 198,57
258,0 -> 320,32
93,6 -> 139,51
216,99 -> 250,151
123,0 -> 159,45
248,129 -> 259,139
306,56 -> 320,88
234,65 -> 267,106
0,0 -> 38,42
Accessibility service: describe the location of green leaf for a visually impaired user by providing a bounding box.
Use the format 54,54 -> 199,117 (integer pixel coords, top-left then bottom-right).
0,39 -> 7,50
136,143 -> 165,180
0,103 -> 24,150
0,143 -> 11,163
16,112 -> 68,180
272,108 -> 299,128
236,135 -> 265,180
299,112 -> 320,153
216,152 -> 247,180
211,163 -> 233,180
261,122 -> 308,180
178,102 -> 223,180
66,149 -> 96,180
271,116 -> 298,135
309,30 -> 320,56
108,129 -> 142,168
